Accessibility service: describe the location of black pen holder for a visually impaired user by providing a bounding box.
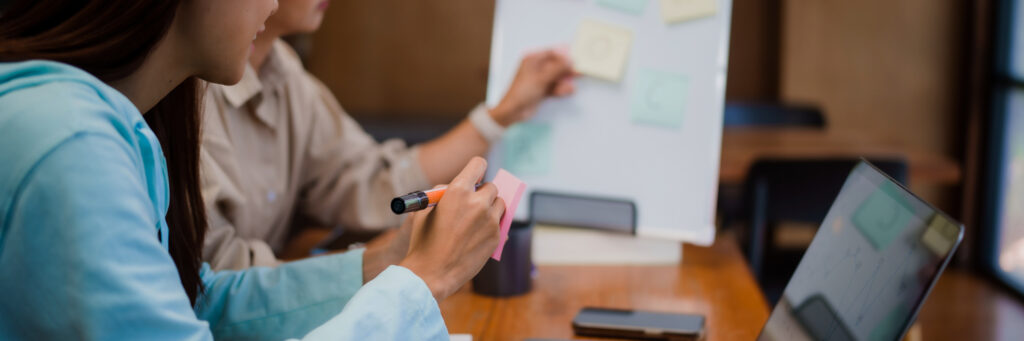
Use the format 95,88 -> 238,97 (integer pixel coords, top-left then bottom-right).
472,220 -> 533,297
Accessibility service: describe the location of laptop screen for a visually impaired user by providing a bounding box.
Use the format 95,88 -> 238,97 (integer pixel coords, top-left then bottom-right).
757,162 -> 963,341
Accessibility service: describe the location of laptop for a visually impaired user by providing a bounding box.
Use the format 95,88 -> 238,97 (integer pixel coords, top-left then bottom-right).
548,161 -> 963,341
757,161 -> 964,341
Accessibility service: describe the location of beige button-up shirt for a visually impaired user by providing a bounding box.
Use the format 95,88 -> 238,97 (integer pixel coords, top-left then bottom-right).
200,40 -> 435,270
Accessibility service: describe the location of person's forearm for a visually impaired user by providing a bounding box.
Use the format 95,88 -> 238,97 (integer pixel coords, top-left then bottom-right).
417,47 -> 575,185
361,244 -> 391,284
360,228 -> 407,284
417,118 -> 493,185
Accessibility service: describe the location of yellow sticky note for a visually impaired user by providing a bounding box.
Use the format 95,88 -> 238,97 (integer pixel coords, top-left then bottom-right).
921,214 -> 959,257
659,0 -> 717,24
571,19 -> 634,82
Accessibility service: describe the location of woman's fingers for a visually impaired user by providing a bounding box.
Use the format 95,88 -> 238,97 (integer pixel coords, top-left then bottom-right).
409,205 -> 435,232
541,56 -> 572,80
552,77 -> 575,97
476,182 -> 499,205
489,197 -> 506,222
449,157 -> 487,191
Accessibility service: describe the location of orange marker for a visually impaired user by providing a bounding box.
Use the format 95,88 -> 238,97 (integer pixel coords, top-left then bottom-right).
390,185 -> 480,214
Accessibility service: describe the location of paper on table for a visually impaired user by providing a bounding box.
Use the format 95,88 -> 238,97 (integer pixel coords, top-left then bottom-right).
492,169 -> 527,260
449,334 -> 473,341
502,122 -> 553,175
532,225 -> 682,265
659,0 -> 717,24
597,0 -> 650,15
571,19 -> 634,82
631,68 -> 688,128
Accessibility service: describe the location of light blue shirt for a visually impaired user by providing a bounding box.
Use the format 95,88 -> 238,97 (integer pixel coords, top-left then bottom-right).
0,61 -> 447,340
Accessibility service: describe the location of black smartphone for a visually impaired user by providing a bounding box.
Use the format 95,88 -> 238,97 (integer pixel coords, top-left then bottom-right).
572,307 -> 706,341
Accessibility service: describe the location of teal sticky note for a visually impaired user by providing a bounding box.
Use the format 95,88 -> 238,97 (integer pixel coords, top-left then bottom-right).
630,68 -> 688,129
502,122 -> 552,175
852,182 -> 914,251
597,0 -> 650,15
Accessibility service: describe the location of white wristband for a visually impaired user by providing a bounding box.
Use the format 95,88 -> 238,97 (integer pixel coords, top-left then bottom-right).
468,104 -> 507,144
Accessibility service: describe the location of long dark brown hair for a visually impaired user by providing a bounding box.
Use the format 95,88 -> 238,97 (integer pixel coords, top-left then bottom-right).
0,0 -> 208,305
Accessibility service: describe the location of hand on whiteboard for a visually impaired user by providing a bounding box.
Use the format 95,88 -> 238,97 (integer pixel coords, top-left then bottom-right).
490,48 -> 577,127
399,157 -> 505,301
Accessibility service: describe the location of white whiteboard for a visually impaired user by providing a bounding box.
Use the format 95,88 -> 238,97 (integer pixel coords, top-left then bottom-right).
485,0 -> 732,246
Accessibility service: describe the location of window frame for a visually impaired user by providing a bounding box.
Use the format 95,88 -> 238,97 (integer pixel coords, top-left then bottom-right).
981,0 -> 1024,297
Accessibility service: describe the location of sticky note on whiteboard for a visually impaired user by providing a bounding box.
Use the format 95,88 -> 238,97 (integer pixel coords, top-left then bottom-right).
492,169 -> 526,260
659,0 -> 717,24
597,0 -> 650,15
503,122 -> 553,175
631,68 -> 688,128
571,19 -> 634,82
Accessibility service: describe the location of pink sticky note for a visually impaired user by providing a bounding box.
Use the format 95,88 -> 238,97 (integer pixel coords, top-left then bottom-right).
491,169 -> 526,260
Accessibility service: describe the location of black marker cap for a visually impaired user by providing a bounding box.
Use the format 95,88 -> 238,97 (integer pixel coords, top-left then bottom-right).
390,198 -> 407,214
391,191 -> 430,214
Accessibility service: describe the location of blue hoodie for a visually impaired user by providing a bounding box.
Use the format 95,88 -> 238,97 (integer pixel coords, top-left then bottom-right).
0,60 -> 445,340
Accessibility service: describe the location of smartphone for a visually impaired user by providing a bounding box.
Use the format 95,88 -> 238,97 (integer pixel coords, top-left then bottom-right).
572,307 -> 706,341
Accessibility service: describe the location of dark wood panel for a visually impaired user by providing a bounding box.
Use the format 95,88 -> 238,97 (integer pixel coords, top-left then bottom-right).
779,0 -> 966,157
725,0 -> 782,101
307,1 -> 495,120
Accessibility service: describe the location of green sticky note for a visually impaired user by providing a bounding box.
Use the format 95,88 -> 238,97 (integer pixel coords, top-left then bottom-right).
502,122 -> 552,175
597,0 -> 650,15
852,182 -> 914,251
631,68 -> 688,129
869,304 -> 910,341
660,0 -> 717,24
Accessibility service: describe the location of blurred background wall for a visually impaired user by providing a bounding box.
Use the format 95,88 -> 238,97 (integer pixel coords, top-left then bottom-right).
298,0 -> 980,260
306,0 -> 495,122
304,0 -> 968,207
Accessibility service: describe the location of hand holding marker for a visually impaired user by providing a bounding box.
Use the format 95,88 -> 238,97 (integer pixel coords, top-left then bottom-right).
392,169 -> 526,260
391,185 -> 481,214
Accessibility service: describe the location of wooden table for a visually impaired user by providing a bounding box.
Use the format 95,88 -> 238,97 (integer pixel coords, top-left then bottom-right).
440,236 -> 770,340
914,268 -> 1024,340
720,130 -> 962,185
282,229 -> 1024,340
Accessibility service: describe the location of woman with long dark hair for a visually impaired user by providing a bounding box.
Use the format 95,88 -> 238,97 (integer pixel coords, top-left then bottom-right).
0,1 -> 505,339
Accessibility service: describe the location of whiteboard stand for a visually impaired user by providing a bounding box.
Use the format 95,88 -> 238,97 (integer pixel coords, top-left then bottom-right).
488,0 -> 733,265
530,191 -> 637,235
527,191 -> 682,265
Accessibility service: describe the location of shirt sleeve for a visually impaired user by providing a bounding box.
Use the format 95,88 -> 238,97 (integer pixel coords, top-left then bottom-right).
296,75 -> 432,232
198,260 -> 447,341
200,146 -> 281,270
298,266 -> 449,341
0,133 -> 445,341
195,250 -> 366,341
0,134 -> 214,340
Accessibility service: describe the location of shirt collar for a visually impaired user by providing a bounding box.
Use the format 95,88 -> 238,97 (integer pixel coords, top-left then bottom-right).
222,62 -> 263,109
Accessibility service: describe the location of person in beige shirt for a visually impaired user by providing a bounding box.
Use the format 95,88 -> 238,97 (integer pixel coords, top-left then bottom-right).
201,0 -> 576,270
